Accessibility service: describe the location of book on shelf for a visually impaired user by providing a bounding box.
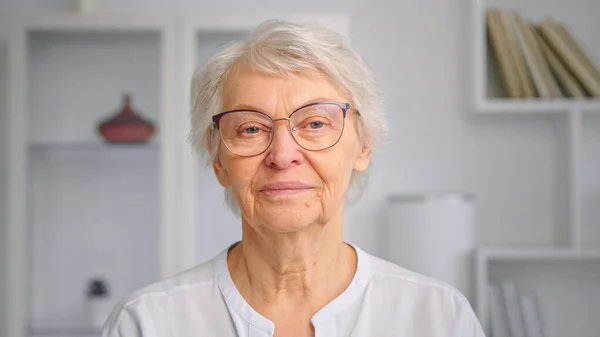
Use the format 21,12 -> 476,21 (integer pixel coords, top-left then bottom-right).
485,8 -> 600,99
533,25 -> 586,98
538,18 -> 600,97
504,10 -> 544,98
501,280 -> 526,337
519,292 -> 545,337
488,279 -> 546,337
488,283 -> 511,337
554,20 -> 600,86
486,8 -> 524,98
515,12 -> 562,98
501,10 -> 536,98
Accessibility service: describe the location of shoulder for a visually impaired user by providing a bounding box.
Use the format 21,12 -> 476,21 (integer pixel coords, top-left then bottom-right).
101,258 -> 217,337
362,252 -> 485,335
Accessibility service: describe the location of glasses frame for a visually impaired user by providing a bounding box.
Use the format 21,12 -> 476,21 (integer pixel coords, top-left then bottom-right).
212,101 -> 357,157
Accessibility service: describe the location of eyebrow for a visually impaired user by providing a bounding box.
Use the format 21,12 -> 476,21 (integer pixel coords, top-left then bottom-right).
228,97 -> 336,113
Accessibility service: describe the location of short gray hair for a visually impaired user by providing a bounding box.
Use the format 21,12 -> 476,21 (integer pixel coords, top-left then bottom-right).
189,19 -> 387,216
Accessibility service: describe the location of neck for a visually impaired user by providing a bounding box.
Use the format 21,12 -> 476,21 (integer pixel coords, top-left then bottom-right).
227,210 -> 357,313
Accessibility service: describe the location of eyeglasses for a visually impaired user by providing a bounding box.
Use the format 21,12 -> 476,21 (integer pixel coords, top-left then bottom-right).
212,101 -> 357,157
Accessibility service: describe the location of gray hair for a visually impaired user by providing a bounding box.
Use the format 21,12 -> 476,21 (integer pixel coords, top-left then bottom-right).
189,19 -> 387,216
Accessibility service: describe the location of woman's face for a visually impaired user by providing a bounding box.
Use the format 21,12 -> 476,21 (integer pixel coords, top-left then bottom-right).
213,64 -> 371,233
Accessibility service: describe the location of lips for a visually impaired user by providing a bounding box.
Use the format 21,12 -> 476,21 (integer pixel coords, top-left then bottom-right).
259,181 -> 314,196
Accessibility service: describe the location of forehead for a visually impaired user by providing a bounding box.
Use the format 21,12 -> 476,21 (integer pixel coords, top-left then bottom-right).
221,63 -> 348,112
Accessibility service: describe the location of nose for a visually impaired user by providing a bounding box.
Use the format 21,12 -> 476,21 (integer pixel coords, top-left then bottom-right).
264,119 -> 303,169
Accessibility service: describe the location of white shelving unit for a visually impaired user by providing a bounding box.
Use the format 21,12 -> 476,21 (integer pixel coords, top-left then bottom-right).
5,14 -> 178,337
471,0 -> 600,336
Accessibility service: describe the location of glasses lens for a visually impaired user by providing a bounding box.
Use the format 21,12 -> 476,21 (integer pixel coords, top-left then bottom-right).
218,111 -> 273,156
290,103 -> 345,150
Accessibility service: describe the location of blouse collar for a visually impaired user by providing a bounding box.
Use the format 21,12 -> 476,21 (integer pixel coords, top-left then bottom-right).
213,241 -> 372,335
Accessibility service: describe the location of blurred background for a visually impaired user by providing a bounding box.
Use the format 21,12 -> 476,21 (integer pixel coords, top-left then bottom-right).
1,0 -> 599,337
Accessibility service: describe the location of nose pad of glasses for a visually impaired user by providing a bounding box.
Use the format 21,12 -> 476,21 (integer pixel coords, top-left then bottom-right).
269,123 -> 299,150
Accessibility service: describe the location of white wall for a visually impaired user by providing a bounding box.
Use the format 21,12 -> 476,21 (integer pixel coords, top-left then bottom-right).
1,0 -> 598,326
0,0 -> 564,256
0,9 -> 10,335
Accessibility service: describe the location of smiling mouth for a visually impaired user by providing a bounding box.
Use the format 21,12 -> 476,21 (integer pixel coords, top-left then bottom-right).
259,181 -> 314,196
260,189 -> 311,196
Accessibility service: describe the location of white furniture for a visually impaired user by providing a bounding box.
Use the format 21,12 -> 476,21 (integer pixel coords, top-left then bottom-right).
381,193 -> 475,302
4,13 -> 348,337
471,0 -> 600,336
7,14 -> 178,337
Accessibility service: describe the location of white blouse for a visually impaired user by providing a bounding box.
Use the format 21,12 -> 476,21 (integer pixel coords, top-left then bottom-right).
101,242 -> 486,337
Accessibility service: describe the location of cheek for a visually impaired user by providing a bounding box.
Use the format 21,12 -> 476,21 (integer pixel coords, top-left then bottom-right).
312,147 -> 355,194
327,137 -> 362,191
223,156 -> 262,190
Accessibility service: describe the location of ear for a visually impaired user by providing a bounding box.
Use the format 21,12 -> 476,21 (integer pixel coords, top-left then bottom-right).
353,145 -> 372,172
213,155 -> 230,188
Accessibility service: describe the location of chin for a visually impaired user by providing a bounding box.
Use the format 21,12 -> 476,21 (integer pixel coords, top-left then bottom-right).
252,204 -> 320,233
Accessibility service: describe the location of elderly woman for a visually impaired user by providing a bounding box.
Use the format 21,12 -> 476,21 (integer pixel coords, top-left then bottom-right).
103,20 -> 485,337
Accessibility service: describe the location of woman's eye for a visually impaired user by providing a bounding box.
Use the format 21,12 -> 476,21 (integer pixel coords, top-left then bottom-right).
244,127 -> 260,134
309,121 -> 324,129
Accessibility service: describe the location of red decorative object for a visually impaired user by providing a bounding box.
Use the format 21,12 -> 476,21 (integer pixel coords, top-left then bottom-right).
98,94 -> 156,143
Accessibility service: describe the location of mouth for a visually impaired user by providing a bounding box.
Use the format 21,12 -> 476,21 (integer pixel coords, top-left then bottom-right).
259,181 -> 314,196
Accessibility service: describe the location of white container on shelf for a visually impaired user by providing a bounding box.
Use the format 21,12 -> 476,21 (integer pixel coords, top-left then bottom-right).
86,296 -> 113,328
381,192 -> 475,302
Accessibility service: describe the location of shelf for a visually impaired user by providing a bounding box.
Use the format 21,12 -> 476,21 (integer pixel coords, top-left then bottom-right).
28,141 -> 159,152
17,14 -> 172,32
476,247 -> 600,337
27,30 -> 161,143
477,247 -> 600,261
473,0 -> 600,115
27,144 -> 160,323
28,326 -> 101,336
475,98 -> 600,114
484,258 -> 600,337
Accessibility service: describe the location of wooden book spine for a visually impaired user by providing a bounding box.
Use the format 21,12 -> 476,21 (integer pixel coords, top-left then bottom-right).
504,11 -> 536,98
486,8 -> 523,98
498,9 -> 527,97
554,21 -> 600,84
533,26 -> 585,97
515,12 -> 562,97
539,18 -> 600,96
507,11 -> 544,97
